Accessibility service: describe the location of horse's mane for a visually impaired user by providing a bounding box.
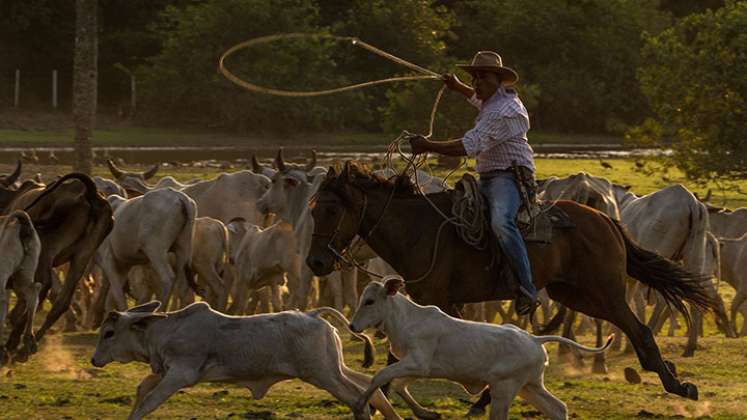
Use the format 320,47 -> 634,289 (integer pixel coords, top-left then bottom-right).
321,161 -> 420,197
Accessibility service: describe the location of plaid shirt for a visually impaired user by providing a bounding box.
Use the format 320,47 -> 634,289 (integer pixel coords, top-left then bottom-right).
462,87 -> 535,173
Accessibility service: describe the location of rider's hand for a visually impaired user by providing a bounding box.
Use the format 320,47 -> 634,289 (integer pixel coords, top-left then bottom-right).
409,135 -> 430,155
441,73 -> 462,92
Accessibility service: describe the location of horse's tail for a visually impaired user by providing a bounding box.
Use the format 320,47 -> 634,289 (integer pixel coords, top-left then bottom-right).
612,219 -> 718,327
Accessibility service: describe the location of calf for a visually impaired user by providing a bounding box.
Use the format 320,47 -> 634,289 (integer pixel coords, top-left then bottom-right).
91,301 -> 401,420
350,277 -> 613,420
0,211 -> 42,365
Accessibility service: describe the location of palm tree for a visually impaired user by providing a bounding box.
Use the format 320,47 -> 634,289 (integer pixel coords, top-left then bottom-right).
72,0 -> 97,174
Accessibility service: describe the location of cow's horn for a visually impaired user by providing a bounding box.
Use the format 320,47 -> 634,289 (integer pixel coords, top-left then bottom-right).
251,154 -> 263,173
2,159 -> 22,186
275,148 -> 286,172
142,163 -> 160,180
305,150 -> 317,172
107,159 -> 125,179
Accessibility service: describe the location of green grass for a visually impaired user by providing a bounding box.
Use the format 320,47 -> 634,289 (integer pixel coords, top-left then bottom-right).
1,327 -> 745,419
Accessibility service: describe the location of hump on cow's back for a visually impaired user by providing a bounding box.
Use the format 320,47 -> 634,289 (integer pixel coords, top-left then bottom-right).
168,301 -> 212,320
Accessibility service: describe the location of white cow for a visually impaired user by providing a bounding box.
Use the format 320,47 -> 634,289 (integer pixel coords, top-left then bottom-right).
227,220 -> 299,314
349,277 -> 611,420
128,217 -> 229,311
719,233 -> 747,335
708,207 -> 747,239
93,176 -> 127,198
0,211 -> 42,365
97,189 -> 195,311
91,301 -> 401,420
612,183 -> 735,354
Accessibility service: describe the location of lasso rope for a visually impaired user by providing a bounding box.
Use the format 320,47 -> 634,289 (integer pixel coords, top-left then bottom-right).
219,33 -> 440,97
220,33 -> 484,281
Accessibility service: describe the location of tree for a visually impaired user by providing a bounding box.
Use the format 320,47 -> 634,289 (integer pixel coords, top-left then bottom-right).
73,0 -> 97,174
630,1 -> 747,182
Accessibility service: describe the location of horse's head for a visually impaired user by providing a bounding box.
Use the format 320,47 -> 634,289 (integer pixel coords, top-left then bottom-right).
306,162 -> 368,276
306,161 -> 415,276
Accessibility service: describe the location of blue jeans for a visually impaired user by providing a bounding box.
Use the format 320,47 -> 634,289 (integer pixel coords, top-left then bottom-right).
479,171 -> 536,298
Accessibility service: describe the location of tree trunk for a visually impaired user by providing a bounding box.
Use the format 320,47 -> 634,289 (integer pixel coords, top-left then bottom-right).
73,0 -> 97,174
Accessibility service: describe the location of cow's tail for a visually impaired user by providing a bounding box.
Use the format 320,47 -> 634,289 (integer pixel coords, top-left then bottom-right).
612,219 -> 718,328
9,210 -> 38,251
308,307 -> 375,368
534,334 -> 614,354
179,196 -> 201,296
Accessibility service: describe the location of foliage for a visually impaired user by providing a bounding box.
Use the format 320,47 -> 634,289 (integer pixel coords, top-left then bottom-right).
630,0 -> 747,182
448,0 -> 670,134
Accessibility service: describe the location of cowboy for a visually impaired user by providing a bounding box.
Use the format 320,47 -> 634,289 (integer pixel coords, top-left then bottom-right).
409,51 -> 537,315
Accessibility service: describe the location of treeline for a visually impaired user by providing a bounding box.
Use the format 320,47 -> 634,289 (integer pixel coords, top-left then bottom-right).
0,0 -> 728,138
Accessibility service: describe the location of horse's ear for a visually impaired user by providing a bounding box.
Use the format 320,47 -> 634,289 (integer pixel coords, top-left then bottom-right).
384,276 -> 404,296
342,161 -> 353,181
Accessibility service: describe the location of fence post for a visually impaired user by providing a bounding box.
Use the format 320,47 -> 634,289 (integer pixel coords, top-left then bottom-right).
14,69 -> 20,107
52,69 -> 58,109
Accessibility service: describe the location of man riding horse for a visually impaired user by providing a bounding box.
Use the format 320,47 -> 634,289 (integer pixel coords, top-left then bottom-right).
409,51 -> 537,315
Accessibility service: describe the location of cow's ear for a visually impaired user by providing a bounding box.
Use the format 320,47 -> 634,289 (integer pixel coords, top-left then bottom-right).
129,313 -> 167,332
623,184 -> 631,191
384,276 -> 404,296
327,167 -> 337,178
126,301 -> 161,313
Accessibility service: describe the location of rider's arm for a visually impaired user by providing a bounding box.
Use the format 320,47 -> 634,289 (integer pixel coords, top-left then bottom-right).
443,73 -> 474,99
416,138 -> 467,157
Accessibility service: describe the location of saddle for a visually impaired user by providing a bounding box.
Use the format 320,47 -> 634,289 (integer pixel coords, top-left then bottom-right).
454,173 -> 575,246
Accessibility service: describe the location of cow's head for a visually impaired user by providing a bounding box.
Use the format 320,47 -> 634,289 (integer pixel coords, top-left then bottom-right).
349,277 -> 404,333
256,149 -> 319,218
91,301 -> 165,367
106,160 -> 159,196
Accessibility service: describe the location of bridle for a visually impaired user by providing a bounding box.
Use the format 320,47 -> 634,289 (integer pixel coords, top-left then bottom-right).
310,186 -> 396,276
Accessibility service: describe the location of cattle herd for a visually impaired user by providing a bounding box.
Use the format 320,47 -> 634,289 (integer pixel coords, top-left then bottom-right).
0,152 -> 745,419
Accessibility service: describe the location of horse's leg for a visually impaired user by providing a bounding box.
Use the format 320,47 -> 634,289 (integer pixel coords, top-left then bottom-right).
682,307 -> 701,357
592,319 -> 608,374
549,283 -> 699,400
558,310 -> 584,368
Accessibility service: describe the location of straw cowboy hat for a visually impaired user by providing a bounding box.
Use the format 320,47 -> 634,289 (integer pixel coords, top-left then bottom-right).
457,51 -> 519,86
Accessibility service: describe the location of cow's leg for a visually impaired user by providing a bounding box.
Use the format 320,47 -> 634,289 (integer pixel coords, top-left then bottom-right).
487,378 -> 521,420
15,282 -> 43,362
682,308 -> 701,357
341,266 -> 358,313
132,373 -> 162,412
326,273 -> 344,311
270,283 -> 283,313
127,368 -> 198,420
518,379 -> 567,420
0,272 -> 10,366
558,310 -> 584,368
99,258 -> 130,312
355,359 -> 422,414
194,263 -> 225,311
391,378 -> 440,419
256,288 -> 271,314
342,367 -> 403,420
144,251 -> 176,310
732,290 -> 747,336
647,299 -> 667,335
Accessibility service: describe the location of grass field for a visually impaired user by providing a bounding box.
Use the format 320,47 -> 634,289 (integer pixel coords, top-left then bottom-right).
0,153 -> 746,419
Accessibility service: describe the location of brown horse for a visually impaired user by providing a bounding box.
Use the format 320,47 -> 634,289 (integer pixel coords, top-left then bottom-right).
306,162 -> 717,415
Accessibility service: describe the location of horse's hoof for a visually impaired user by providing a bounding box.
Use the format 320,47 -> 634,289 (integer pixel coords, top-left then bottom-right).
624,367 -> 641,384
682,382 -> 698,400
466,406 -> 485,417
664,360 -> 678,377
